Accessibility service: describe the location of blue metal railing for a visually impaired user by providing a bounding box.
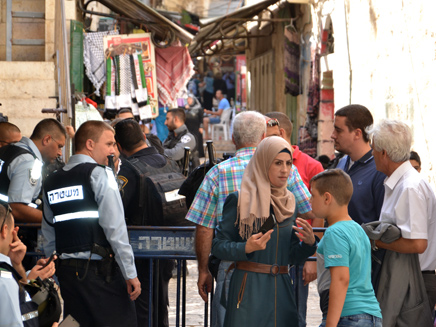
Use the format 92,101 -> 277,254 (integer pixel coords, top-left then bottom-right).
19,224 -> 326,327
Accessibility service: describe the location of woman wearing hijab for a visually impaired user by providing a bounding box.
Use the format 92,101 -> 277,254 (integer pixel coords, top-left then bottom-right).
212,136 -> 317,327
184,94 -> 204,157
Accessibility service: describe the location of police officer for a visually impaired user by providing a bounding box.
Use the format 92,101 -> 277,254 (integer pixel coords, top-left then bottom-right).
115,119 -> 178,327
42,121 -> 141,327
163,108 -> 200,171
0,122 -> 21,148
0,205 -> 57,327
0,118 -> 66,223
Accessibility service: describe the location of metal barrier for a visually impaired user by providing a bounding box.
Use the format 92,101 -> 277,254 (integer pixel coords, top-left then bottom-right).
20,224 -> 326,327
20,224 -> 213,327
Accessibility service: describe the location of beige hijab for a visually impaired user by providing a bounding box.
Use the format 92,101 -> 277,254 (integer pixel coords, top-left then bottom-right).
237,136 -> 295,239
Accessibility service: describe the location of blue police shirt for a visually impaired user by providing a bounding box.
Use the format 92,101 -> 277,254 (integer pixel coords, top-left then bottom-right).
0,254 -> 23,327
336,150 -> 386,225
7,137 -> 43,205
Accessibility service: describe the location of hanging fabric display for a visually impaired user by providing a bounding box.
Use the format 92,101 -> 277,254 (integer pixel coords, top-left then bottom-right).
307,52 -> 320,117
103,33 -> 159,120
83,30 -> 119,96
155,46 -> 194,106
284,26 -> 301,96
299,47 -> 320,158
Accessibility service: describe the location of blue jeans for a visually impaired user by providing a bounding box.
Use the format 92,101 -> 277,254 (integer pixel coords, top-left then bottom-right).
290,265 -> 309,327
212,260 -> 233,327
319,314 -> 382,327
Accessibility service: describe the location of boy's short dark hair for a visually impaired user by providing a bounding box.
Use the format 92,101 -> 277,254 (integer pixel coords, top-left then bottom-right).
310,169 -> 353,206
168,108 -> 186,123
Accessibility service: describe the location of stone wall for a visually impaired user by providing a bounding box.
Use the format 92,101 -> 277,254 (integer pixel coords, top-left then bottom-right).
311,0 -> 436,188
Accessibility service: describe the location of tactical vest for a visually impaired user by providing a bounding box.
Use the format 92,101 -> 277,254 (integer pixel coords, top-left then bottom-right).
0,262 -> 39,327
0,145 -> 37,205
43,163 -> 110,254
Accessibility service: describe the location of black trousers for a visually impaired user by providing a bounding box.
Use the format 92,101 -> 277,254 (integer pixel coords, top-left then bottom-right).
57,260 -> 137,327
135,259 -> 174,327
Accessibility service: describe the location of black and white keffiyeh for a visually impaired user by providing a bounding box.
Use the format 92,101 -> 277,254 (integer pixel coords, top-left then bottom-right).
83,30 -> 119,96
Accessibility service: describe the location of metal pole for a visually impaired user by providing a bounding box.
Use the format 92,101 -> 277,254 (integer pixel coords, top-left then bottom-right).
148,258 -> 153,327
6,0 -> 12,61
176,259 -> 181,327
182,260 -> 186,327
60,0 -> 72,118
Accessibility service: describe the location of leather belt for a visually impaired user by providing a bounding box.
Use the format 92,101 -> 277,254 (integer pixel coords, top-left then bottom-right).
422,270 -> 436,275
230,261 -> 288,276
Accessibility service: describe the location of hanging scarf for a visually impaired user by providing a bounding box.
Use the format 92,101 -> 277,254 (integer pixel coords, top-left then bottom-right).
83,30 -> 119,96
237,136 -> 295,239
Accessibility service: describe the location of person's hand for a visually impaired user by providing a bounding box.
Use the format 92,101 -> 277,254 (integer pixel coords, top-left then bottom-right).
245,230 -> 273,254
197,269 -> 213,302
28,257 -> 57,280
126,277 -> 141,301
293,218 -> 316,246
65,125 -> 75,139
302,261 -> 317,285
199,128 -> 204,134
8,227 -> 26,266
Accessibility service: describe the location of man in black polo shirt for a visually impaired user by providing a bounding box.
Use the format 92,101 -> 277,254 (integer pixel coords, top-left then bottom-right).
115,119 -> 179,327
331,104 -> 386,225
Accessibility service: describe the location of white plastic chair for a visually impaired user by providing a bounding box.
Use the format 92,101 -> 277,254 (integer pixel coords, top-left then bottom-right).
211,108 -> 232,141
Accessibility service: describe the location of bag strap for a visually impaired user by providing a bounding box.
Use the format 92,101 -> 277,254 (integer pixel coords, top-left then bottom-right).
0,261 -> 22,284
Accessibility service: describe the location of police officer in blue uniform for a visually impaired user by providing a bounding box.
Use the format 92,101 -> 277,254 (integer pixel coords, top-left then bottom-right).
0,118 -> 66,223
163,108 -> 200,171
0,205 -> 57,327
42,121 -> 141,327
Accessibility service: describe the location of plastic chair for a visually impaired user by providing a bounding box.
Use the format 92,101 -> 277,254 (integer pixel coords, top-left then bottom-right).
211,108 -> 232,141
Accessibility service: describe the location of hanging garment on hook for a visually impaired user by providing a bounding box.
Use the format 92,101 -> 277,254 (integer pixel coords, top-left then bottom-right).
84,30 -> 119,96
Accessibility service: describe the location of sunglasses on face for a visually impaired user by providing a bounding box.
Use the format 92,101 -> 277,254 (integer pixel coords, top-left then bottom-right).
266,118 -> 280,127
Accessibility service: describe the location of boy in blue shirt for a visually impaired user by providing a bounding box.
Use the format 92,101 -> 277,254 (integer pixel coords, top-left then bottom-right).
310,169 -> 382,327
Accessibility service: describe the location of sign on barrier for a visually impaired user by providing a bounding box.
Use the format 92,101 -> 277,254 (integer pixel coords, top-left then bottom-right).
129,229 -> 195,257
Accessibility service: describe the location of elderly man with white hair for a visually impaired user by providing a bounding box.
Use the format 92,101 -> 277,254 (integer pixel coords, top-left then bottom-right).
369,119 -> 436,324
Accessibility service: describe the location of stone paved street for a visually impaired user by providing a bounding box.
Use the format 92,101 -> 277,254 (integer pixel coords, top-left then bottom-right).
169,261 -> 322,327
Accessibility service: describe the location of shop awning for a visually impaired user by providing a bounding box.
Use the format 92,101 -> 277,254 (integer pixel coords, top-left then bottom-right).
91,0 -> 194,45
189,0 -> 281,56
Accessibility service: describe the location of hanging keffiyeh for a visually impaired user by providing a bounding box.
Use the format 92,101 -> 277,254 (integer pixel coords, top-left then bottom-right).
103,33 -> 159,120
155,46 -> 194,106
83,30 -> 119,96
105,51 -> 152,120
